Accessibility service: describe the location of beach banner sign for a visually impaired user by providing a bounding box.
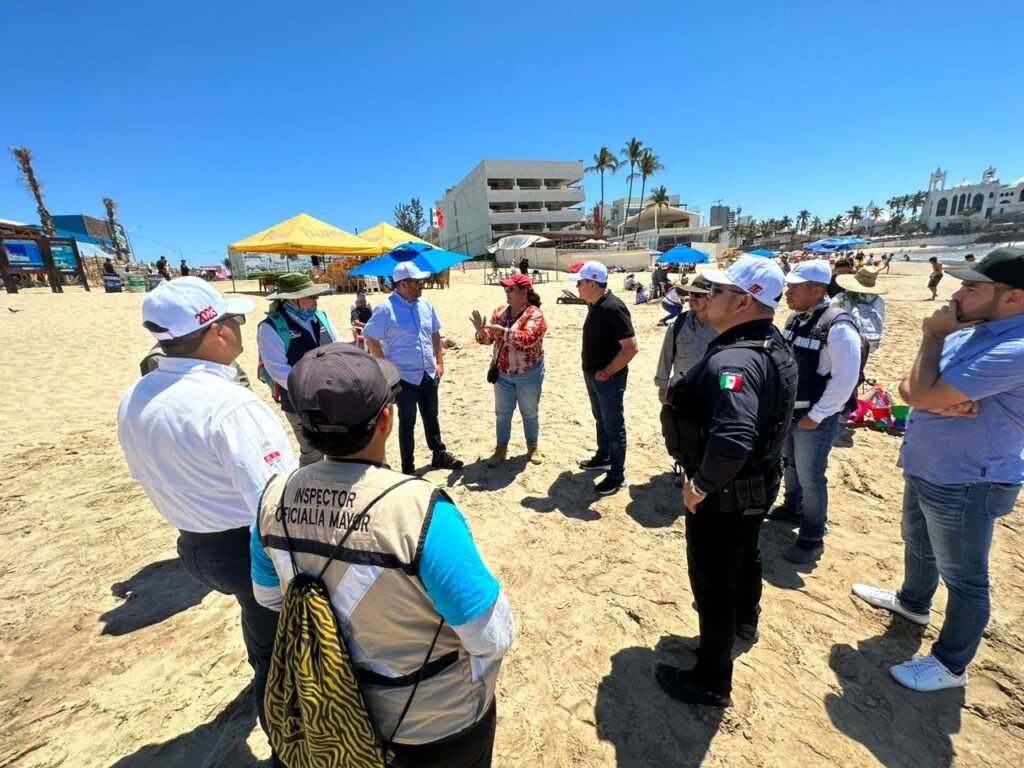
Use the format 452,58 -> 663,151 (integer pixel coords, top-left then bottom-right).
0,236 -> 91,294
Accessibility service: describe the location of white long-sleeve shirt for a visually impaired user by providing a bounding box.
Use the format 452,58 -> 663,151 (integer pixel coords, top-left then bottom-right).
802,303 -> 863,422
118,357 -> 297,532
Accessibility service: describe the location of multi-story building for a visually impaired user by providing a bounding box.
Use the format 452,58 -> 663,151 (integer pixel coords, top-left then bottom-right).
709,204 -> 734,229
920,166 -> 1024,231
436,160 -> 585,256
606,194 -> 680,228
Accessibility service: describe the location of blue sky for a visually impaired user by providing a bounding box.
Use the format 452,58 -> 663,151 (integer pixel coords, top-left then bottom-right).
3,0 -> 1022,262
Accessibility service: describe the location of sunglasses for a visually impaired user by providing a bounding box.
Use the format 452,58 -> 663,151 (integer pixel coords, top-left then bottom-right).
709,284 -> 747,298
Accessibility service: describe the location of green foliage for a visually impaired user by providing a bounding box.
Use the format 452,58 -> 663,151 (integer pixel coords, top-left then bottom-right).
394,198 -> 426,237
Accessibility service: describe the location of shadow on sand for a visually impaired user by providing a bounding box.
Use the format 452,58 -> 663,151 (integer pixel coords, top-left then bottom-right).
100,558 -> 212,636
825,616 -> 962,768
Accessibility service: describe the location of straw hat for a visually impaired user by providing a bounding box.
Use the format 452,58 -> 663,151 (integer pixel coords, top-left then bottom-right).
266,272 -> 330,300
677,276 -> 712,294
835,266 -> 888,295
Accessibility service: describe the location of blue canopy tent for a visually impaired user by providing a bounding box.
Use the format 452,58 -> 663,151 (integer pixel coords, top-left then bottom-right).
658,244 -> 710,264
749,249 -> 777,258
803,237 -> 870,253
349,242 -> 471,277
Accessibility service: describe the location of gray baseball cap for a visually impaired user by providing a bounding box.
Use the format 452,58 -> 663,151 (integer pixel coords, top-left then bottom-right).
287,343 -> 401,434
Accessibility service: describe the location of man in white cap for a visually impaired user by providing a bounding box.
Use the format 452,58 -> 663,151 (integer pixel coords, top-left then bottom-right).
767,260 -> 862,564
572,260 -> 638,495
117,276 -> 297,763
656,255 -> 796,707
363,261 -> 464,475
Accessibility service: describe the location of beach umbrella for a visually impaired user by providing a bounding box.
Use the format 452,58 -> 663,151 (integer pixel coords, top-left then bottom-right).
569,260 -> 586,273
348,242 -> 471,277
749,249 -> 777,258
358,222 -> 433,255
659,244 -> 710,264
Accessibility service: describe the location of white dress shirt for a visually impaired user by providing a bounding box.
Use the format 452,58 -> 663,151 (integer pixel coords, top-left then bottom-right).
118,357 -> 297,532
799,301 -> 863,422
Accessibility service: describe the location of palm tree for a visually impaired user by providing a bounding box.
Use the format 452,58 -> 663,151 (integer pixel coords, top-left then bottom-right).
846,205 -> 864,228
10,147 -> 55,235
797,210 -> 811,232
102,197 -> 127,260
630,149 -> 664,235
758,219 -> 774,242
810,216 -> 824,234
619,137 -> 645,235
648,185 -> 670,237
910,190 -> 927,218
778,215 -> 793,232
584,146 -> 619,235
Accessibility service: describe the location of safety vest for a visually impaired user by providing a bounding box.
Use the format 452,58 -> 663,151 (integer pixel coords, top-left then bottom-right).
257,460 -> 493,745
257,308 -> 332,412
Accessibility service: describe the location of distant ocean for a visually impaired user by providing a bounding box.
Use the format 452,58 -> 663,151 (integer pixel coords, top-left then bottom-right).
866,242 -> 1021,265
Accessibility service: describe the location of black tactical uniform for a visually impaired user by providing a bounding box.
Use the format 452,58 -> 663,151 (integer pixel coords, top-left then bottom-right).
658,318 -> 797,704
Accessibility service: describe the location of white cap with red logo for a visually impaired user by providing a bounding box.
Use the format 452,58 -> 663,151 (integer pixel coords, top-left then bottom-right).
568,260 -> 609,283
142,277 -> 255,340
701,254 -> 785,309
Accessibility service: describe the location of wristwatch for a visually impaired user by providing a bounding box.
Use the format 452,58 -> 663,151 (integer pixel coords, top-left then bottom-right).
687,477 -> 707,498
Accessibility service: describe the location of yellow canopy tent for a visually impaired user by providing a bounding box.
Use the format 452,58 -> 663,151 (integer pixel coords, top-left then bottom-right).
228,213 -> 378,255
358,222 -> 433,255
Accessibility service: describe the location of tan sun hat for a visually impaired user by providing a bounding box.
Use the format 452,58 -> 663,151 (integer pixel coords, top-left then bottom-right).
835,266 -> 888,295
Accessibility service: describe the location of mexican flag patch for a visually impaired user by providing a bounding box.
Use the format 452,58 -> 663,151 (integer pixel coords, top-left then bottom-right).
719,372 -> 744,391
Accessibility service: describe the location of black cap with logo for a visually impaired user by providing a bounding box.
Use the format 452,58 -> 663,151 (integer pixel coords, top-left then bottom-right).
947,247 -> 1024,290
287,343 -> 402,434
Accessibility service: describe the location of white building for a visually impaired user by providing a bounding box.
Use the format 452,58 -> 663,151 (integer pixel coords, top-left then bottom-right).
602,194 -> 681,228
436,160 -> 585,256
920,166 -> 1024,231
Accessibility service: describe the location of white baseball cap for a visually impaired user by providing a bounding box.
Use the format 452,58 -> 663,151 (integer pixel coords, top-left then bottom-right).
142,277 -> 254,340
568,260 -> 609,283
701,254 -> 785,309
784,259 -> 832,286
393,261 -> 431,282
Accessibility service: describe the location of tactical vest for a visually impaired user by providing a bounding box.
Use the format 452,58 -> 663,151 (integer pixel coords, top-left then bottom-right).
259,309 -> 331,413
661,332 -> 797,513
782,305 -> 858,418
257,461 -> 493,746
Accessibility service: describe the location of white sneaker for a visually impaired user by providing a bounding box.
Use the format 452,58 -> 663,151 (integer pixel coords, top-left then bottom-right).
852,583 -> 930,626
890,654 -> 968,692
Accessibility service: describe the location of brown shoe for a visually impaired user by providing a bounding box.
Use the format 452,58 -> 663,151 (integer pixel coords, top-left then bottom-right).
486,446 -> 507,467
527,445 -> 543,465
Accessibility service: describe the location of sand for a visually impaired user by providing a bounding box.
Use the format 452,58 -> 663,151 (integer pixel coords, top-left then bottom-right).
2,262 -> 1023,767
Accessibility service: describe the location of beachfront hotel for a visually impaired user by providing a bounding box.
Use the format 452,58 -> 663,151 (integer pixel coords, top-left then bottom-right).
920,166 -> 1024,231
435,160 -> 586,256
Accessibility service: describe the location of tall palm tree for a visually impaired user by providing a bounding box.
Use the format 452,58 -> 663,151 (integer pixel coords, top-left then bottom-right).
846,205 -> 864,227
102,197 -> 127,260
648,185 -> 670,237
810,216 -> 824,234
797,209 -> 811,232
584,146 -> 619,235
619,137 -> 644,235
10,147 -> 55,235
631,149 -> 664,235
778,215 -> 793,231
910,190 -> 927,217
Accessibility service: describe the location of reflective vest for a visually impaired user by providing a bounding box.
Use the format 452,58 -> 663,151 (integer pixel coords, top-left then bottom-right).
257,461 -> 493,745
257,308 -> 332,412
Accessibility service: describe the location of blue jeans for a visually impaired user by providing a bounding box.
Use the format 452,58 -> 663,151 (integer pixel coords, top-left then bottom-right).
783,413 -> 840,543
584,369 -> 628,481
896,475 -> 1019,675
494,358 -> 544,447
396,373 -> 446,473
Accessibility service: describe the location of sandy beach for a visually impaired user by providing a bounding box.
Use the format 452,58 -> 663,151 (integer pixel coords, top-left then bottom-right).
2,261 -> 1024,768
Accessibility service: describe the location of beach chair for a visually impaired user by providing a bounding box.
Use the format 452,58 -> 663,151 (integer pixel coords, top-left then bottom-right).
556,289 -> 586,305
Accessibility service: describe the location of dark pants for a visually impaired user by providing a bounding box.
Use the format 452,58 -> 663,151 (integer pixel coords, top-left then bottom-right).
389,700 -> 497,768
176,527 -> 279,737
685,508 -> 765,696
397,373 -> 446,474
584,369 -> 628,481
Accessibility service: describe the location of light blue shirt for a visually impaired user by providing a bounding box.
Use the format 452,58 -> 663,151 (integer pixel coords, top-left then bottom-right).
251,499 -> 499,627
901,313 -> 1024,485
362,293 -> 441,385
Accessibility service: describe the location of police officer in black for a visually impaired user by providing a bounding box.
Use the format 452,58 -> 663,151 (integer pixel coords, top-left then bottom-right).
657,255 -> 796,707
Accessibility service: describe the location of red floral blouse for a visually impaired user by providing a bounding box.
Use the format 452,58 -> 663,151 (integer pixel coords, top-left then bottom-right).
476,304 -> 547,375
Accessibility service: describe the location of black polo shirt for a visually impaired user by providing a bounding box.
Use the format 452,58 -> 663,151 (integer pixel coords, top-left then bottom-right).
582,291 -> 635,372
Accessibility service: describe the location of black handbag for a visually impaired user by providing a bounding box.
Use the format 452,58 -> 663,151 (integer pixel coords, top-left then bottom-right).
485,306 -> 518,384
